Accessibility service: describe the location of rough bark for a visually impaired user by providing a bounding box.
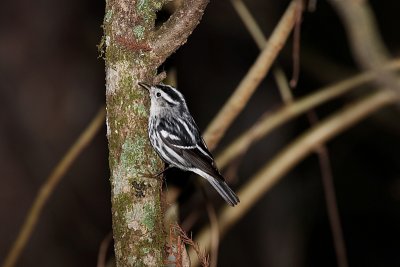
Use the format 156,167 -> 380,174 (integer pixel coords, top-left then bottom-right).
103,0 -> 165,266
102,0 -> 209,265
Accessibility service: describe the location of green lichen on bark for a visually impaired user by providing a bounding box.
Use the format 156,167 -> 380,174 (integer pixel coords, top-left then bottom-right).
103,0 -> 167,265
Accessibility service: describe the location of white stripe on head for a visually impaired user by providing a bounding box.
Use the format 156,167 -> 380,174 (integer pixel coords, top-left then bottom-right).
162,84 -> 185,103
160,91 -> 180,105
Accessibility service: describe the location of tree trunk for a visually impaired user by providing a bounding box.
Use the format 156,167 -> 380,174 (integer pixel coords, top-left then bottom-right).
102,0 -> 209,265
103,0 -> 166,266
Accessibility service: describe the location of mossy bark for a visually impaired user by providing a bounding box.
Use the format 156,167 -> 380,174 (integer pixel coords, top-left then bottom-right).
103,0 -> 166,266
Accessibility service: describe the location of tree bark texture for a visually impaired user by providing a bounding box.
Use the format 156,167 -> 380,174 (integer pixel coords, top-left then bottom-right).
102,0 -> 209,265
103,0 -> 165,266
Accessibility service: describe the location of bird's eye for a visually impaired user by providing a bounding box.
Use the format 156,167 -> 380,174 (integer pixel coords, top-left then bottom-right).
156,92 -> 161,98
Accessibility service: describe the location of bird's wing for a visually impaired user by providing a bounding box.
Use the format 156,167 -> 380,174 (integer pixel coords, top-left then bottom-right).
165,137 -> 225,182
157,117 -> 239,206
157,117 -> 225,181
157,117 -> 197,148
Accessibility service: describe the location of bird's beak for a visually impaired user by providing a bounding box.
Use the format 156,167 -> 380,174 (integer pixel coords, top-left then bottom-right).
138,82 -> 151,91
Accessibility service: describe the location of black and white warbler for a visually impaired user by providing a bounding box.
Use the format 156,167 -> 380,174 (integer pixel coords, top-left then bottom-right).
139,82 -> 240,206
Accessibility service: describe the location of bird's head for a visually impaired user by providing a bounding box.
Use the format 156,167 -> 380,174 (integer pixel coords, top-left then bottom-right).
138,82 -> 186,112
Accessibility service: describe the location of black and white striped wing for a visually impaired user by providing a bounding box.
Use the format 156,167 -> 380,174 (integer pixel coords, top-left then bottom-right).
157,117 -> 240,206
157,117 -> 222,179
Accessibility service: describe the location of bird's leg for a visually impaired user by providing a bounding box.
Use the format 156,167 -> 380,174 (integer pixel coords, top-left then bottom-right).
140,164 -> 171,179
153,165 -> 172,177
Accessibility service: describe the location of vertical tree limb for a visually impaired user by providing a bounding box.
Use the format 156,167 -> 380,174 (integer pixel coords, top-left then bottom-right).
103,2 -> 165,265
103,0 -> 210,265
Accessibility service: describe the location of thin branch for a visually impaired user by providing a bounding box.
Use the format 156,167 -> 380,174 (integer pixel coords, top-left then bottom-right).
203,0 -> 300,150
2,107 -> 106,267
274,67 -> 294,104
150,0 -> 210,66
307,111 -> 348,267
230,0 -> 294,104
205,203 -> 219,267
329,0 -> 389,68
232,7 -> 343,260
172,224 -> 209,267
97,232 -> 113,267
289,0 -> 303,88
166,223 -> 190,267
189,89 -> 399,266
233,3 -> 346,262
230,0 -> 266,49
328,0 -> 399,93
198,184 -> 220,267
216,59 -> 400,169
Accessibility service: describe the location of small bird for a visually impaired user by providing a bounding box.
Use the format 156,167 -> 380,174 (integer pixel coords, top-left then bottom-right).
138,82 -> 239,206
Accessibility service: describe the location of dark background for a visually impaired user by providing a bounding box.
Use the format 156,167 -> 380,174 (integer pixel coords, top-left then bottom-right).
1,0 -> 400,266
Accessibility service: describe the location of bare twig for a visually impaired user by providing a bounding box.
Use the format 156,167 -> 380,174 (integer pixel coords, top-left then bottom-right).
234,2 -> 347,262
190,89 -> 399,266
230,0 -> 266,49
2,107 -> 106,267
289,0 -> 303,88
166,225 -> 185,267
205,203 -> 219,267
150,0 -> 210,66
329,0 -> 399,93
97,232 -> 113,267
234,3 -> 346,261
216,59 -> 400,169
230,13 -> 344,264
274,67 -> 294,104
307,111 -> 348,267
232,6 -> 390,267
329,0 -> 389,69
230,0 -> 294,104
172,224 -> 209,267
166,224 -> 190,267
197,184 -> 220,266
203,0 -> 300,150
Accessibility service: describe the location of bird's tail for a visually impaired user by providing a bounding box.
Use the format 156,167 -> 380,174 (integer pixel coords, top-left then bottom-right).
207,177 -> 240,206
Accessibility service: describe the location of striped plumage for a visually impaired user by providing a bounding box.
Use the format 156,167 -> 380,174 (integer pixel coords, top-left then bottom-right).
139,82 -> 239,206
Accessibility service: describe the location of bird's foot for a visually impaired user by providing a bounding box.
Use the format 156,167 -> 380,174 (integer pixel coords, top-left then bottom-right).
139,166 -> 171,179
